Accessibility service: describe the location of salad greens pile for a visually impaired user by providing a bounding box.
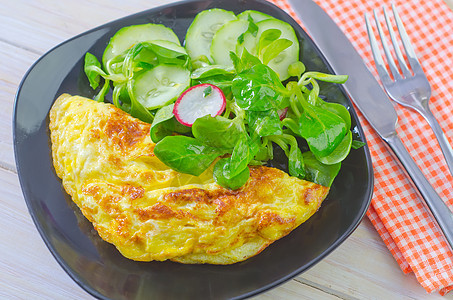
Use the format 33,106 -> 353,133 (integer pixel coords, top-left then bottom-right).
83,9 -> 364,190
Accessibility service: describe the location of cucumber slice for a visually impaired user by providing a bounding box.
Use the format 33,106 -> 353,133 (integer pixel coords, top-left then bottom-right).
132,65 -> 190,110
237,18 -> 299,80
210,19 -> 249,66
237,10 -> 274,22
185,9 -> 237,63
236,31 -> 258,57
103,24 -> 180,66
258,19 -> 299,80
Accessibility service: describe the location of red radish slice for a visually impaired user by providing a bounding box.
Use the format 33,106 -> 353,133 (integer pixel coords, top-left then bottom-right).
278,107 -> 288,120
173,83 -> 226,126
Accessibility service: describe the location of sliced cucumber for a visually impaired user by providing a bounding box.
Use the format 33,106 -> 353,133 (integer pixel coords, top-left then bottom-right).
132,65 -> 190,110
237,10 -> 274,22
211,19 -> 249,66
184,9 -> 237,63
236,30 -> 258,57
237,18 -> 299,80
258,19 -> 299,80
103,24 -> 180,66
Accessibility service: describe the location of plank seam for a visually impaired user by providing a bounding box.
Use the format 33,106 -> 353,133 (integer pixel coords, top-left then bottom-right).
294,277 -> 354,300
0,37 -> 42,56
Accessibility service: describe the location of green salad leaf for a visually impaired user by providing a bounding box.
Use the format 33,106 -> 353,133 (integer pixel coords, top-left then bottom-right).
247,109 -> 282,137
226,136 -> 255,179
230,49 -> 262,73
298,103 -> 348,158
150,103 -> 191,143
315,130 -> 353,165
258,29 -> 282,54
84,52 -> 103,89
154,136 -> 229,176
302,151 -> 341,187
192,115 -> 244,149
232,63 -> 288,111
261,38 -> 292,65
214,158 -> 250,190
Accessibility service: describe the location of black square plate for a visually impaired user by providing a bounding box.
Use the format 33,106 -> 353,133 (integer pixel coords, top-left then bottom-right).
13,0 -> 373,299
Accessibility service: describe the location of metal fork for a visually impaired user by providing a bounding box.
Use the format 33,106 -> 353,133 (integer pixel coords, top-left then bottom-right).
365,4 -> 453,176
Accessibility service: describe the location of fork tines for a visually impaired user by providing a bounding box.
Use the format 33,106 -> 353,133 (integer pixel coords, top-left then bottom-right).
365,4 -> 423,82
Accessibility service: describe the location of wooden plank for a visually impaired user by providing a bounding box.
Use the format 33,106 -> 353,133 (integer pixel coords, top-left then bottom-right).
445,0 -> 453,9
252,279 -> 341,300
0,168 -> 88,299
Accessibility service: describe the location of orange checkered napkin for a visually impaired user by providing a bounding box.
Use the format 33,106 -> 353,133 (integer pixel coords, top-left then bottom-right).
268,0 -> 453,295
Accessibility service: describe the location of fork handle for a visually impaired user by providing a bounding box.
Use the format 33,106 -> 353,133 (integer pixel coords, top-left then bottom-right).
384,133 -> 453,253
420,107 -> 453,177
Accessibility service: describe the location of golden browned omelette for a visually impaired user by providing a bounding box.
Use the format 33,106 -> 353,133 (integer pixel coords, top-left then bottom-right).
49,94 -> 329,264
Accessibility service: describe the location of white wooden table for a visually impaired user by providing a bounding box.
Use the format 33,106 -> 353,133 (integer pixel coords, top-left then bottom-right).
1,0 -> 452,299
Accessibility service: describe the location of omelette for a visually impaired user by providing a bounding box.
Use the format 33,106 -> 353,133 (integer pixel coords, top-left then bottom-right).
49,94 -> 329,264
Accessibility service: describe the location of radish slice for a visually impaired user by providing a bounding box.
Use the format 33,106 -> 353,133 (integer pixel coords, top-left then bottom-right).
278,107 -> 288,120
173,83 -> 226,126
